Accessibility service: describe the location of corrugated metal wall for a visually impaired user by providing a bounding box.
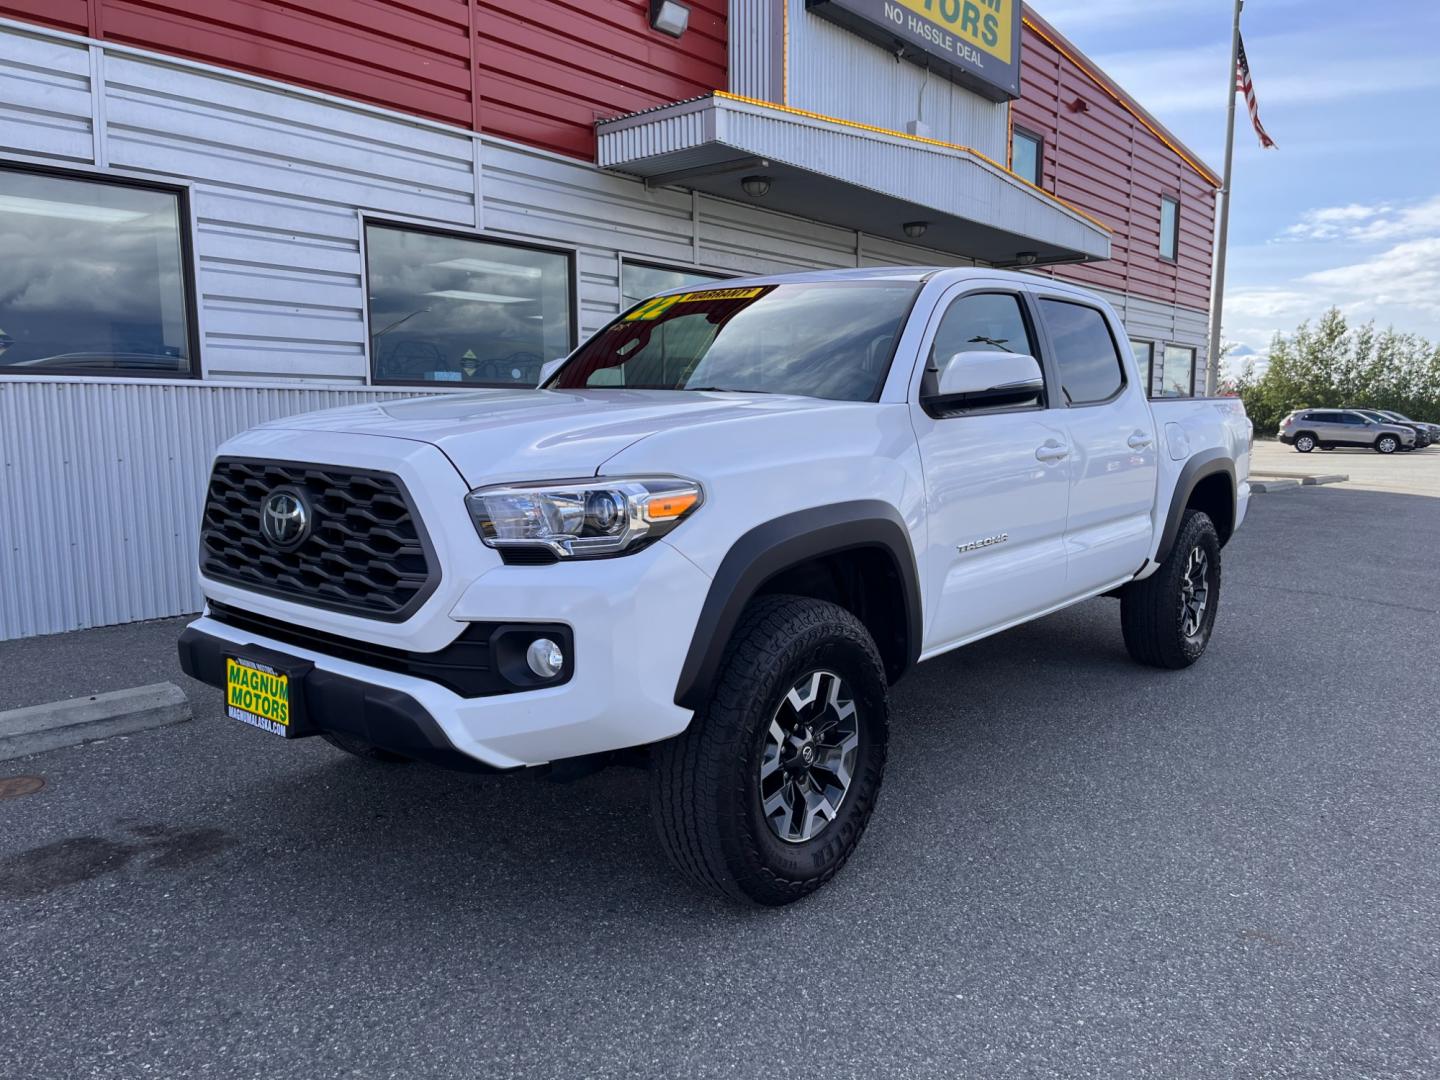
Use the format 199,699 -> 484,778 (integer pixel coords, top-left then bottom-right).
779,0 -> 1009,160
0,0 -> 730,160
0,379 -> 438,639
2,0 -> 476,127
473,0 -> 727,160
1013,19 -> 1218,316
728,0 -> 782,102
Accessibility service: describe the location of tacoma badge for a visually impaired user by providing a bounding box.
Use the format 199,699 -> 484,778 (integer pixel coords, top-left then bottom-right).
957,533 -> 1009,554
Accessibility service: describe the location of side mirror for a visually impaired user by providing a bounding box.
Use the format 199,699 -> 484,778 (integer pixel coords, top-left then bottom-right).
922,351 -> 1044,412
537,357 -> 566,386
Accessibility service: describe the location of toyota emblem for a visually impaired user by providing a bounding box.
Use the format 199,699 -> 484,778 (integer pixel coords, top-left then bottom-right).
260,487 -> 311,549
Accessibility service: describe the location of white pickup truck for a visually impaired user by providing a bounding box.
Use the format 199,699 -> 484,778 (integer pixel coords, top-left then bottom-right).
179,267 -> 1252,905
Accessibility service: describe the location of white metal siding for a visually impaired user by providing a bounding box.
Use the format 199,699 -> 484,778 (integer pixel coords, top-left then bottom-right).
729,0 -> 784,102
0,379 -> 439,639
1075,286 -> 1210,395
782,0 -> 1009,159
0,26 -> 92,162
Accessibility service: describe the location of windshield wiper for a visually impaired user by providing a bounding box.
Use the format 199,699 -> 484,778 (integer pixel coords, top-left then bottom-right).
685,386 -> 775,394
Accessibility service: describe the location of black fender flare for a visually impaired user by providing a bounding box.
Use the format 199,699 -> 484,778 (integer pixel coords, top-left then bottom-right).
1155,449 -> 1236,562
673,500 -> 923,710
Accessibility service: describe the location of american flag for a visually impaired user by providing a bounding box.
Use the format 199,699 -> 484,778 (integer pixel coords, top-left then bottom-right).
1236,35 -> 1276,149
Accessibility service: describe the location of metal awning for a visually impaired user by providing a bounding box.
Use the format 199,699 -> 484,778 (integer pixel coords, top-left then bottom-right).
597,93 -> 1110,267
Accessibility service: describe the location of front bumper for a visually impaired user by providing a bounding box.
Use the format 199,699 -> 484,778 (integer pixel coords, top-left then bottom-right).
182,538 -> 714,770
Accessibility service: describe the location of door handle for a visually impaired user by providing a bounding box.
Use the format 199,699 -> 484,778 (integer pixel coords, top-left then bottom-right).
1035,441 -> 1070,462
1127,431 -> 1154,449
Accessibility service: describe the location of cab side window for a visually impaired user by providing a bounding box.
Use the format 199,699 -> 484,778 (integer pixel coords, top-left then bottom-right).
1037,298 -> 1126,405
931,292 -> 1036,364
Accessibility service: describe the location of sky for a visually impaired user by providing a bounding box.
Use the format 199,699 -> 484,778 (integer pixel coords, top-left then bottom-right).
1032,0 -> 1440,364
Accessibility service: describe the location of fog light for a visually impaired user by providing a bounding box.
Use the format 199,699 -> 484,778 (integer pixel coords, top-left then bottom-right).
526,637 -> 565,679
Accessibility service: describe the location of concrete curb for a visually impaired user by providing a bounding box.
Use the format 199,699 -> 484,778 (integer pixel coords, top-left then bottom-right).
0,682 -> 190,762
1250,478 -> 1302,493
1251,469 -> 1350,485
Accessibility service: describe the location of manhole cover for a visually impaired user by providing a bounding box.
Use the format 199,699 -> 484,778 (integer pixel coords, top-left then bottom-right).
0,776 -> 45,800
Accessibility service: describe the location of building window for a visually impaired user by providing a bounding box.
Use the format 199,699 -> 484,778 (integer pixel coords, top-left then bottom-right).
1011,128 -> 1042,186
366,224 -> 573,386
1159,344 -> 1196,397
1038,299 -> 1126,405
0,166 -> 195,377
621,261 -> 727,306
1129,339 -> 1155,395
1159,195 -> 1180,261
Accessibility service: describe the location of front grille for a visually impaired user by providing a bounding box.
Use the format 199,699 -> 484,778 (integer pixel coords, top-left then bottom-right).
200,458 -> 438,620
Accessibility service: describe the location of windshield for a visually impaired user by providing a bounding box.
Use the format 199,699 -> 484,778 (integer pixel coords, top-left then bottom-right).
547,281 -> 920,401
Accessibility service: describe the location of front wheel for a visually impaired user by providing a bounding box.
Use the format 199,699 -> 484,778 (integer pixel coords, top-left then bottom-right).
1120,510 -> 1222,669
650,595 -> 889,906
1376,435 -> 1399,454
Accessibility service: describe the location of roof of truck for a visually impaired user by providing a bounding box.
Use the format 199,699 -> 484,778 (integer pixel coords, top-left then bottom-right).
698,266 -> 1031,288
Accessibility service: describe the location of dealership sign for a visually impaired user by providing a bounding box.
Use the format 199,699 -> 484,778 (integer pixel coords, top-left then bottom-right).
807,0 -> 1022,102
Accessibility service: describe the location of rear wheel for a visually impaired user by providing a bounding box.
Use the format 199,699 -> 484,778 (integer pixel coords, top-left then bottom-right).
650,595 -> 889,906
1120,510 -> 1222,670
1376,435 -> 1399,455
1294,433 -> 1316,453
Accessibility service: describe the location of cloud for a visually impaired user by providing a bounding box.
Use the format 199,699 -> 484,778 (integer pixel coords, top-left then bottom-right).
1301,236 -> 1440,317
1277,195 -> 1440,243
1032,0 -> 1306,31
1091,43 -> 1440,117
1222,235 -> 1440,357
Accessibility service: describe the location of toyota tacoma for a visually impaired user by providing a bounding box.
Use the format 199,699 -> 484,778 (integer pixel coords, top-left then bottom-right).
179,267 -> 1252,905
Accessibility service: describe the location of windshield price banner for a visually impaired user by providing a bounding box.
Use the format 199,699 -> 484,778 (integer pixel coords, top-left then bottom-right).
807,0 -> 1022,102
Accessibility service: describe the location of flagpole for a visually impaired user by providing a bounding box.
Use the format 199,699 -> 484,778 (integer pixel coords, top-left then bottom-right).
1206,0 -> 1243,396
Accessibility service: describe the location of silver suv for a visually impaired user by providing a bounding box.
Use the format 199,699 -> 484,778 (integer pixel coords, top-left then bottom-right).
1279,409 -> 1416,454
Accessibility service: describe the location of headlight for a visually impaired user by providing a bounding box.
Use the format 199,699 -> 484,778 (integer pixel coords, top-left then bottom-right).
466,476 -> 703,559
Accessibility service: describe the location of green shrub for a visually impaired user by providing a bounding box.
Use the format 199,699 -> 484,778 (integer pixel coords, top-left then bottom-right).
1235,309 -> 1440,433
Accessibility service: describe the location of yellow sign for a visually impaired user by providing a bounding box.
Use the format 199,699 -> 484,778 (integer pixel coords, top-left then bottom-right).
624,287 -> 765,321
226,658 -> 290,732
892,0 -> 1013,64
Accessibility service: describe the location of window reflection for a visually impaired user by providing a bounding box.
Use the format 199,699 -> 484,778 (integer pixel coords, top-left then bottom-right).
1012,129 -> 1042,186
0,168 -> 192,375
366,225 -> 572,386
1129,339 -> 1154,396
1160,344 -> 1195,397
621,261 -> 725,306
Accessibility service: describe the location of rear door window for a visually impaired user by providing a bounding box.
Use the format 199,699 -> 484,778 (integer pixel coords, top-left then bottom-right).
1037,299 -> 1126,405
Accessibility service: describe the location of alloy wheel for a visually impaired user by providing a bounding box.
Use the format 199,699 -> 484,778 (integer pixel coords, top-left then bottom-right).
759,670 -> 860,843
1179,546 -> 1210,639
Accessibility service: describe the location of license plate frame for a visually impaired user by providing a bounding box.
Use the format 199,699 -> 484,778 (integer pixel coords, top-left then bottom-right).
223,647 -> 316,739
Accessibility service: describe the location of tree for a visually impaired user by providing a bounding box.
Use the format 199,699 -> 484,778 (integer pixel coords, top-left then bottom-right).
1237,308 -> 1440,433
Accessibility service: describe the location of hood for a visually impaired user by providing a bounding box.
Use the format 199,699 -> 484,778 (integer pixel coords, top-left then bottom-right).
260,388 -> 848,487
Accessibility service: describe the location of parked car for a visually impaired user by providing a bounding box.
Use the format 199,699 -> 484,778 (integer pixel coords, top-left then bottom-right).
1278,409 -> 1416,454
177,267 -> 1252,906
1374,409 -> 1440,446
1351,409 -> 1431,449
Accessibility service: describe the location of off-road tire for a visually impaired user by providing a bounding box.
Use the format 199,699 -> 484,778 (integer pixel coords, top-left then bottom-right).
1294,433 -> 1316,453
321,732 -> 410,763
650,595 -> 889,906
1120,509 -> 1222,670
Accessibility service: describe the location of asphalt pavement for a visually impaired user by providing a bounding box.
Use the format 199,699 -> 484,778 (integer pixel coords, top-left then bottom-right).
2,471 -> 1438,1079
